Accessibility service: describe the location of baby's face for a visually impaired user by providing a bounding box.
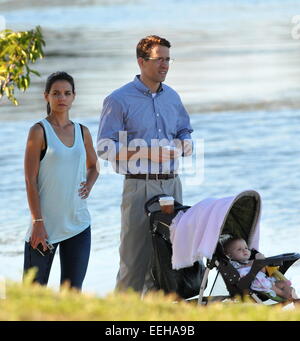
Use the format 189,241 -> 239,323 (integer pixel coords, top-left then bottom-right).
227,239 -> 251,262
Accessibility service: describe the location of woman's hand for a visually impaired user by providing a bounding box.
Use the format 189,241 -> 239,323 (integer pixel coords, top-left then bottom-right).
30,221 -> 49,251
78,181 -> 91,199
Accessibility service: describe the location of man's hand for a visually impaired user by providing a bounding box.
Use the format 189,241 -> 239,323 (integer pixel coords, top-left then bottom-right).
124,146 -> 181,163
147,146 -> 181,163
181,139 -> 193,157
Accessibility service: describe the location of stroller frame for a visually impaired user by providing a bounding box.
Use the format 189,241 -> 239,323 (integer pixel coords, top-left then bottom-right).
145,195 -> 204,299
145,191 -> 300,305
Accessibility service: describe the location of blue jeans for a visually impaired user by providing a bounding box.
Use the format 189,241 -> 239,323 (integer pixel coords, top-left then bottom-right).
23,226 -> 91,290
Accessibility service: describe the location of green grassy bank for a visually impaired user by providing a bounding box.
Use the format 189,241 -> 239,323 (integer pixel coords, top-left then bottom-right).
1,277 -> 300,321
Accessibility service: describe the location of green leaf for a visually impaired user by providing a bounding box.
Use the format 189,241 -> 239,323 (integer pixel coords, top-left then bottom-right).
0,26 -> 45,106
30,69 -> 40,77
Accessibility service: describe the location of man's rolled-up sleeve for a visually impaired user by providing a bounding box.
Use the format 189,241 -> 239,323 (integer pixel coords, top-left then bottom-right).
176,99 -> 193,141
175,100 -> 193,156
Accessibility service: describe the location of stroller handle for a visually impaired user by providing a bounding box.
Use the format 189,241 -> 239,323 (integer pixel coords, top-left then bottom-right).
265,253 -> 300,265
144,194 -> 182,216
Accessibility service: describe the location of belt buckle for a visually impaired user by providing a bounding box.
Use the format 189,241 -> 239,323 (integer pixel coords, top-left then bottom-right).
148,174 -> 159,180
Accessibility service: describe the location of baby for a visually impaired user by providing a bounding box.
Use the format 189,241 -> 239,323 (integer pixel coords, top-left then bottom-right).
223,237 -> 295,300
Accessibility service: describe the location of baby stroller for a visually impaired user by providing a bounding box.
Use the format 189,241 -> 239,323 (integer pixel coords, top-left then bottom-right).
144,194 -> 205,299
145,190 -> 300,305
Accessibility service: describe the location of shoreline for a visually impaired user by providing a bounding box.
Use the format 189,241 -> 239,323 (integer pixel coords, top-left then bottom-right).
1,99 -> 300,122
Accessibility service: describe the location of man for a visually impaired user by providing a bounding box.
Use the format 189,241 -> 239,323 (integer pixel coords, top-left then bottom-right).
97,35 -> 193,293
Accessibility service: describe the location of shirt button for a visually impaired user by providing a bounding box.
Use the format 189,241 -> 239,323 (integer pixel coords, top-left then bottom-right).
158,129 -> 161,132
157,114 -> 159,117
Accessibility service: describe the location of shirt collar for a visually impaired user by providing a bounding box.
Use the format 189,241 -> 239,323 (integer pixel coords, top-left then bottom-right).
133,75 -> 164,95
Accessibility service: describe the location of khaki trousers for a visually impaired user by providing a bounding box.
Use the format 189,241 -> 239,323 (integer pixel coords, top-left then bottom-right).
116,176 -> 182,292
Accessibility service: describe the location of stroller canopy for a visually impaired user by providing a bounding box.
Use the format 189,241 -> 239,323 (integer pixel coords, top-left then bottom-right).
170,190 -> 261,270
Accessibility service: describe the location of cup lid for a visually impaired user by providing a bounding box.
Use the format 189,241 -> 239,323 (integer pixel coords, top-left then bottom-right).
159,196 -> 174,203
163,145 -> 176,150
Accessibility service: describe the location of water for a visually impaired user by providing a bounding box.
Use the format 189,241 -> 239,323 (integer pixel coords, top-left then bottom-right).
1,110 -> 300,295
1,0 -> 300,296
1,0 -> 300,119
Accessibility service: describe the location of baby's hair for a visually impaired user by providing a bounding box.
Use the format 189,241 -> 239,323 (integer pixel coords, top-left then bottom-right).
222,237 -> 245,255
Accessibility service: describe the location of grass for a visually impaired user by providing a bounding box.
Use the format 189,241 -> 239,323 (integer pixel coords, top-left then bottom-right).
1,273 -> 300,321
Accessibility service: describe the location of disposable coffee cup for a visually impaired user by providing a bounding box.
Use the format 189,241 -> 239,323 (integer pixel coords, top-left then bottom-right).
162,145 -> 180,158
159,196 -> 174,214
163,145 -> 176,151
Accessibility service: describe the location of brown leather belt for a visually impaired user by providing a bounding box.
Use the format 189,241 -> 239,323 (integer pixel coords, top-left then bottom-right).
125,174 -> 178,180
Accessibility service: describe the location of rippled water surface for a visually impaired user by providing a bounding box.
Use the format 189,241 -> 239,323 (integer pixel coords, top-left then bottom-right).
1,0 -> 300,120
1,0 -> 300,296
1,110 -> 300,295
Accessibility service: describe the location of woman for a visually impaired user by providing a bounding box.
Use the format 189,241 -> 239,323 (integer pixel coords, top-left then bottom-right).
23,71 -> 99,290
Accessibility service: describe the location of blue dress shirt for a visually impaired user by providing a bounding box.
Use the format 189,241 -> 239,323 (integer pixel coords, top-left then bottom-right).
97,75 -> 193,174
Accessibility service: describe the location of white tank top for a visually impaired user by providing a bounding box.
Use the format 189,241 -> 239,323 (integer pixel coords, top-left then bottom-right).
25,118 -> 91,244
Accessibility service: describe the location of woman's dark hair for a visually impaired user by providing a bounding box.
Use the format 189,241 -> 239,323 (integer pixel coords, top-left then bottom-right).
45,71 -> 75,115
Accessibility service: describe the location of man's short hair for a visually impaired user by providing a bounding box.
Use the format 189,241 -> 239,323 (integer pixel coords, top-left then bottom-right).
136,35 -> 171,59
